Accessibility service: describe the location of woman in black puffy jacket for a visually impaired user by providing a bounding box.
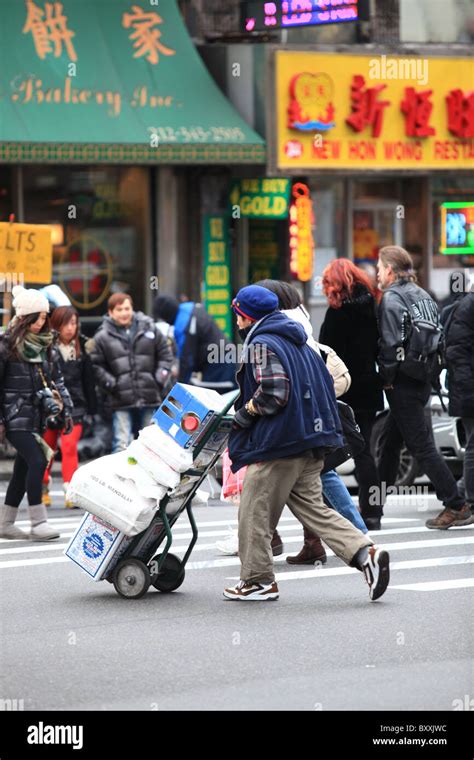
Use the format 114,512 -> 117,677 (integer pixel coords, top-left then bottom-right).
42,305 -> 97,509
0,286 -> 73,541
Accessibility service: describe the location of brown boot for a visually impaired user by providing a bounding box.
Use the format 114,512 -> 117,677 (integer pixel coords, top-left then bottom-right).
271,530 -> 284,557
286,527 -> 327,565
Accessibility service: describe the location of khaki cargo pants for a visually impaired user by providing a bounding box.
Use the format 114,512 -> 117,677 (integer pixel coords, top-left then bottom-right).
238,452 -> 373,584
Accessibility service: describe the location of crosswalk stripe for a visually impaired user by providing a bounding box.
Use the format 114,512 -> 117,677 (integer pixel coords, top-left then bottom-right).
11,514 -> 300,530
1,531 -> 473,567
3,525 -> 474,556
226,555 -> 474,582
391,578 -> 474,591
2,549 -> 473,573
3,520 -> 472,547
0,556 -> 70,569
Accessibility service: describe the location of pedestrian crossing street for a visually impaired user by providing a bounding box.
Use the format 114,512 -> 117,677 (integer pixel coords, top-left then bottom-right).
1,509 -> 473,592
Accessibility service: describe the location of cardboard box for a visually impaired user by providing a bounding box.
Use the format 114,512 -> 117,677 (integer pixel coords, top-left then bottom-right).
64,513 -> 133,581
152,383 -> 227,449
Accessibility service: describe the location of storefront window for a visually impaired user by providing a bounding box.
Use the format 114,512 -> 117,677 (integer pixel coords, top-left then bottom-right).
308,178 -> 345,297
23,166 -> 151,328
432,175 -> 474,271
0,168 -> 14,328
0,168 -> 13,223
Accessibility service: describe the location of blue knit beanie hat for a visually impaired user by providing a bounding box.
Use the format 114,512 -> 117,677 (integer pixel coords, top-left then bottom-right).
232,285 -> 278,322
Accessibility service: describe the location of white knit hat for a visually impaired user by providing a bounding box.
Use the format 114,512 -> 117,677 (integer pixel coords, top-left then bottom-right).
11,285 -> 50,317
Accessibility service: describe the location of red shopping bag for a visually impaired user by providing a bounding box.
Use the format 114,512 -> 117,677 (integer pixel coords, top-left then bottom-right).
221,448 -> 248,500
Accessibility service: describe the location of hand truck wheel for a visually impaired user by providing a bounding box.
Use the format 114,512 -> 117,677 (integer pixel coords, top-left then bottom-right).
113,559 -> 151,599
150,553 -> 185,593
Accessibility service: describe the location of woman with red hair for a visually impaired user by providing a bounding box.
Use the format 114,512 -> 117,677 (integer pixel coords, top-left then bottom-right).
319,259 -> 383,530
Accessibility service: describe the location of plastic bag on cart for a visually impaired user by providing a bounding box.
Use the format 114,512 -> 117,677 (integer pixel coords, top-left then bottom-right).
127,439 -> 180,489
101,450 -> 168,500
67,455 -> 161,536
221,448 -> 247,502
138,424 -> 193,472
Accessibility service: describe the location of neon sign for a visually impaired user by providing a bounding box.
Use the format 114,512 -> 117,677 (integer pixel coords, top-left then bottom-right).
289,182 -> 314,281
440,202 -> 474,255
243,1 -> 359,33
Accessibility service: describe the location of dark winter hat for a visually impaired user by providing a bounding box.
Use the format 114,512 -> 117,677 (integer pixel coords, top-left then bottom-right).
153,295 -> 179,324
232,285 -> 278,322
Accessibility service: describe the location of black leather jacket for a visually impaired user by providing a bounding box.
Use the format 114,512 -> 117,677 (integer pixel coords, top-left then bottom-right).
377,279 -> 440,386
446,292 -> 474,418
0,335 -> 73,433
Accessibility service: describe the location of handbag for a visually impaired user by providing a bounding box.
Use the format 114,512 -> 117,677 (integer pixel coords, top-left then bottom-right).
37,366 -> 65,430
322,401 -> 365,474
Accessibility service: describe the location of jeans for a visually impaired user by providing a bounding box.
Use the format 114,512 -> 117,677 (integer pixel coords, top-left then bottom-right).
353,410 -> 382,519
321,469 -> 368,533
379,378 -> 464,510
112,408 -> 155,453
5,431 -> 48,507
461,418 -> 474,508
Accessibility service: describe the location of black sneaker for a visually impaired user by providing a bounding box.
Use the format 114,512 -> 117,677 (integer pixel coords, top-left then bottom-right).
362,546 -> 390,601
364,517 -> 382,531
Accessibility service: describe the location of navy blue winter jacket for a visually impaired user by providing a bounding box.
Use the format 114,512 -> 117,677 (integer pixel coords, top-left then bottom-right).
228,312 -> 343,472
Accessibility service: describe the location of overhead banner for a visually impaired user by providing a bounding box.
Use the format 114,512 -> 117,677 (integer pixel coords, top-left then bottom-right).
229,178 -> 291,218
0,223 -> 52,283
0,0 -> 265,164
274,51 -> 474,171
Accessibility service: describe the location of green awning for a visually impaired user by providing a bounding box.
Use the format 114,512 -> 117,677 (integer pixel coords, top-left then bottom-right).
0,0 -> 265,164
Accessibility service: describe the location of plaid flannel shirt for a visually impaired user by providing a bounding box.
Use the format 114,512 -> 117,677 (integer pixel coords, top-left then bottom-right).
250,343 -> 290,415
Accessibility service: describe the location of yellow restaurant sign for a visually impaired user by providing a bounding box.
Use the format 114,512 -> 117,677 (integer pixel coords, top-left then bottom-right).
275,52 -> 474,171
0,223 -> 53,284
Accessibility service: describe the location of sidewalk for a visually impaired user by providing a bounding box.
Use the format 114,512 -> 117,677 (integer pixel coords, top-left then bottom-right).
0,458 -> 78,482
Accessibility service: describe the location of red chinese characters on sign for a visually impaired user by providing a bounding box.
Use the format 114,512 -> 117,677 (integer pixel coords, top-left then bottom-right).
446,89 -> 474,138
345,75 -> 391,138
401,87 -> 436,137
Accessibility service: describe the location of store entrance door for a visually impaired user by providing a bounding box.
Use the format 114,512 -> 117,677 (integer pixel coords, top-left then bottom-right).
353,201 -> 403,267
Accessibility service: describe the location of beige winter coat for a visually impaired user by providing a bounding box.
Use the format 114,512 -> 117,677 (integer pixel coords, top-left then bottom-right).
316,342 -> 352,398
283,306 -> 351,398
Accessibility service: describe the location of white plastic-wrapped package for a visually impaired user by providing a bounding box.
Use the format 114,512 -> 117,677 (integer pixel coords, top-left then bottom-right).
108,450 -> 169,500
67,456 -> 160,536
138,424 -> 193,473
126,439 -> 180,489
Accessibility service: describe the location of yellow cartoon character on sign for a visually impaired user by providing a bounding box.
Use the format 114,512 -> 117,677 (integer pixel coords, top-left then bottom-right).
288,72 -> 335,132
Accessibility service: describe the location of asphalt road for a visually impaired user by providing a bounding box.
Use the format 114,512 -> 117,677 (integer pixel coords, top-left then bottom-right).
0,488 -> 473,712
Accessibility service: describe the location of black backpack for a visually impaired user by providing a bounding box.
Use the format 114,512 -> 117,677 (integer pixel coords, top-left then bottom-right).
394,289 -> 444,384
